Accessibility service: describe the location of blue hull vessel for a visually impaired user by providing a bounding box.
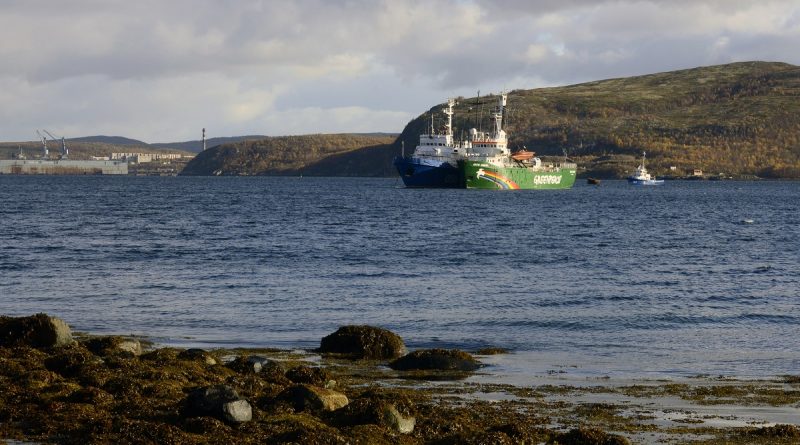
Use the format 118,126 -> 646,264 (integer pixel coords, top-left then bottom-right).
628,178 -> 664,185
394,98 -> 469,188
627,151 -> 664,185
394,156 -> 462,188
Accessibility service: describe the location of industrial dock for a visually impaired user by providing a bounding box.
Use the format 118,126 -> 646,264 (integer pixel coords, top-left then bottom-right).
0,159 -> 129,175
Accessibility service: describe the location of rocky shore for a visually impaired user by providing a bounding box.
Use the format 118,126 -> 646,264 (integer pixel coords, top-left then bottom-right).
1,314 -> 798,444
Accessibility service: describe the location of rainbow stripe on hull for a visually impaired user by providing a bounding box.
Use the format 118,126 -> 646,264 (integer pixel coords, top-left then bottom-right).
460,160 -> 576,190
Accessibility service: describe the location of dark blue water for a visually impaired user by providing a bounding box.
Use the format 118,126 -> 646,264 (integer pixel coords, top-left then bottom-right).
1,176 -> 798,379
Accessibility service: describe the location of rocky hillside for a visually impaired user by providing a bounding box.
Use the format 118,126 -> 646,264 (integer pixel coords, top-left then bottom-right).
179,134 -> 396,176
398,61 -> 800,179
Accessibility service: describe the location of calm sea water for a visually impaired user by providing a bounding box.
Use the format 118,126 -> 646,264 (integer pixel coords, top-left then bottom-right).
1,176 -> 798,379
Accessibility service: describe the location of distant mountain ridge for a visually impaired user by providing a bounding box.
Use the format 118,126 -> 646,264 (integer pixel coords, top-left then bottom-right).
63,135 -> 270,152
68,135 -> 150,146
64,133 -> 399,154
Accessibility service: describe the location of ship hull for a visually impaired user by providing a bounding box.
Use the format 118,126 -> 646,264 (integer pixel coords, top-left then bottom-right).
394,156 -> 462,188
627,177 -> 664,185
460,160 -> 576,190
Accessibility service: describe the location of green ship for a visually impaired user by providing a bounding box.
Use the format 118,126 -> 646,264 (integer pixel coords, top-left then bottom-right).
456,93 -> 576,190
460,157 -> 576,190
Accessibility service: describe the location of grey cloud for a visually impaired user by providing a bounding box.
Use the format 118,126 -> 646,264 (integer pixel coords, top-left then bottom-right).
0,0 -> 798,141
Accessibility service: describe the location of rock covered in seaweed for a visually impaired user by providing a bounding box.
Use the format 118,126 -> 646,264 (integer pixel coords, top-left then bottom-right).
177,348 -> 219,365
318,325 -> 407,359
184,384 -> 253,423
227,355 -> 282,374
389,348 -> 481,371
84,336 -> 143,356
0,313 -> 73,348
552,427 -> 631,445
280,384 -> 350,412
286,364 -> 333,387
334,398 -> 416,434
744,424 -> 800,439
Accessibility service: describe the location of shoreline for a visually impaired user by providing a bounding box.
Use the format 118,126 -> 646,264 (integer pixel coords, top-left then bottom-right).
2,316 -> 798,444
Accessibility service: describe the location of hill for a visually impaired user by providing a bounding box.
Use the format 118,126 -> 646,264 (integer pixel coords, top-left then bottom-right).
397,61 -> 800,179
151,135 -> 269,153
68,135 -> 150,146
179,134 -> 396,176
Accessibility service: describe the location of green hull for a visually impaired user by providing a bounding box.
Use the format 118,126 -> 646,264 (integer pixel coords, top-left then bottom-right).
460,160 -> 577,190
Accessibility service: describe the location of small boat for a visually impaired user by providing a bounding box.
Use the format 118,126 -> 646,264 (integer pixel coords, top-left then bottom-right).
587,178 -> 600,185
510,149 -> 535,161
627,152 -> 664,185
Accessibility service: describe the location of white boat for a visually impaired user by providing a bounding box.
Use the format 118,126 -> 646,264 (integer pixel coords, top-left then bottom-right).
627,152 -> 664,185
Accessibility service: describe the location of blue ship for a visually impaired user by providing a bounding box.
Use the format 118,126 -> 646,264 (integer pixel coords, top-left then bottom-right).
393,156 -> 461,187
394,98 -> 468,188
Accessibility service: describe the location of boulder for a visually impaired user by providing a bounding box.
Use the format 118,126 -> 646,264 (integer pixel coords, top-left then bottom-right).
280,384 -> 349,412
335,398 -> 415,434
84,336 -> 143,356
318,325 -> 406,359
177,348 -> 219,365
389,349 -> 481,371
185,385 -> 252,423
0,313 -> 73,348
384,404 -> 416,433
220,399 -> 253,423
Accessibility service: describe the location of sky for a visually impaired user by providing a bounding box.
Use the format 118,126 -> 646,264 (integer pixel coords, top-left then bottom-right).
1,0 -> 799,143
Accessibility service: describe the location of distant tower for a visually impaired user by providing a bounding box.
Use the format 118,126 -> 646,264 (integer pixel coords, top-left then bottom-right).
61,137 -> 68,158
202,128 -> 206,151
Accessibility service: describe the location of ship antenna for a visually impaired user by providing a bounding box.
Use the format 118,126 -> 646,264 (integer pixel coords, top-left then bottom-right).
444,98 -> 455,137
478,90 -> 483,135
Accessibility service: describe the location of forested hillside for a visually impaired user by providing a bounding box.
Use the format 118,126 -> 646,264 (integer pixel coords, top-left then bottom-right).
179,134 -> 395,176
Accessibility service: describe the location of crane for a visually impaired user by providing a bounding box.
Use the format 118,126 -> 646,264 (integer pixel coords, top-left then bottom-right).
43,130 -> 68,158
35,130 -> 49,158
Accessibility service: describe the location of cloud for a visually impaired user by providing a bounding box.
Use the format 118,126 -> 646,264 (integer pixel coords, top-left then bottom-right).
0,0 -> 798,142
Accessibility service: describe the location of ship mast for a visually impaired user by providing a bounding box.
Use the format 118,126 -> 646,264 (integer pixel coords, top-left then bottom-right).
493,93 -> 507,137
443,98 -> 455,137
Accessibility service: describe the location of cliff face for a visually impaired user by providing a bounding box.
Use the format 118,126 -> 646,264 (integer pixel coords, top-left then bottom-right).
401,61 -> 800,179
